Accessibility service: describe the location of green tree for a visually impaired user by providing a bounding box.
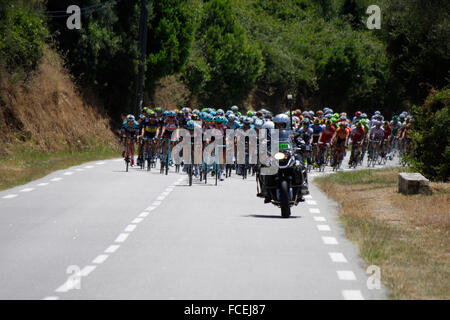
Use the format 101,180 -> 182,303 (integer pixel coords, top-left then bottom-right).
185,0 -> 264,106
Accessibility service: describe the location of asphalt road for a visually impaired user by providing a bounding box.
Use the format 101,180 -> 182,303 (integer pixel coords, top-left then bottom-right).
0,155 -> 399,300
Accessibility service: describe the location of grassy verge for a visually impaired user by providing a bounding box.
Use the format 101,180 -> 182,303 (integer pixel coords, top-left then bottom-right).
314,168 -> 449,300
0,143 -> 120,191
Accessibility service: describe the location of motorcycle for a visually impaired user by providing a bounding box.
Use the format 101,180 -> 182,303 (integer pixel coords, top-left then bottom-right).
257,129 -> 309,218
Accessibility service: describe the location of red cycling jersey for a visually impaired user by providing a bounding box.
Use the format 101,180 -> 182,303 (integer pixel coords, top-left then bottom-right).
319,125 -> 336,143
383,125 -> 392,139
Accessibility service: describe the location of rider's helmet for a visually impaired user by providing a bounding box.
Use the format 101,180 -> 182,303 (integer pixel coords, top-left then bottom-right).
243,117 -> 253,125
182,107 -> 189,114
231,105 -> 239,112
325,119 -> 332,127
247,110 -> 254,117
254,118 -> 264,129
186,120 -> 195,130
355,111 -> 362,117
262,120 -> 275,130
227,114 -> 236,122
226,110 -> 233,117
355,120 -> 362,127
301,118 -> 310,127
126,114 -> 135,122
384,121 -> 389,127
214,116 -> 226,123
339,121 -> 347,128
361,113 -> 367,119
314,118 -> 321,125
273,113 -> 290,129
191,113 -> 199,121
374,120 -> 381,127
216,109 -> 225,116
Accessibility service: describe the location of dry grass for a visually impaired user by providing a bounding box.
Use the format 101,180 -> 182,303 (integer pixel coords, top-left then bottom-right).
0,46 -> 120,190
315,169 -> 450,300
0,46 -> 118,155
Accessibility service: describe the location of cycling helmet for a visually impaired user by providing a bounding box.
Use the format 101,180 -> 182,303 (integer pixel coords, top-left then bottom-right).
214,116 -> 226,123
314,118 -> 320,125
355,111 -> 362,117
247,110 -> 254,117
231,105 -> 239,112
261,120 -> 275,130
227,114 -> 236,122
355,120 -> 362,127
325,119 -> 332,126
216,109 -> 224,116
301,118 -> 310,126
242,117 -> 252,125
126,114 -> 135,122
254,118 -> 264,129
186,120 -> 195,130
361,113 -> 367,119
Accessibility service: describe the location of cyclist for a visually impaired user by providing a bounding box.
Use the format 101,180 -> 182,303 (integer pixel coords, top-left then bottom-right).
318,119 -> 336,165
121,114 -> 139,166
160,111 -> 179,168
141,109 -> 161,166
382,120 -> 392,157
310,118 -> 324,165
368,120 -> 384,155
348,120 -> 365,166
331,121 -> 350,167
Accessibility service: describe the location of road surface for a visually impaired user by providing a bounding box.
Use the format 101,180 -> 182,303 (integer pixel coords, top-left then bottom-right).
0,156 -> 398,300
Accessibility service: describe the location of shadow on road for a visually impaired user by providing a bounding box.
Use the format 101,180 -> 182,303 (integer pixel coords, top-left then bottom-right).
243,214 -> 301,219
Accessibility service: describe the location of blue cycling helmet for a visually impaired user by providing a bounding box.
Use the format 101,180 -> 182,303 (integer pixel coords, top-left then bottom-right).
186,120 -> 195,130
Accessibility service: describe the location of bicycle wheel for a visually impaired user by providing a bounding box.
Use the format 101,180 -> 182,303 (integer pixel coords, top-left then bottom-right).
188,165 -> 193,186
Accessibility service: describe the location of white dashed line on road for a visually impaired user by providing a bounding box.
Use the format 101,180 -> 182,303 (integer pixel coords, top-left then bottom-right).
50,178 -> 62,182
329,252 -> 348,263
145,206 -> 156,212
317,224 -> 331,231
2,194 -> 18,199
105,245 -> 120,253
132,218 -> 144,224
124,225 -> 137,232
92,255 -> 109,264
43,296 -> 59,300
152,201 -> 162,206
80,265 -> 97,277
37,183 -> 49,186
139,211 -> 150,218
63,172 -> 74,176
342,290 -> 364,300
309,208 -> 321,214
115,233 -> 129,243
96,162 -> 105,165
322,236 -> 338,245
337,270 -> 356,281
20,188 -> 35,193
306,200 -> 318,205
314,216 -> 326,222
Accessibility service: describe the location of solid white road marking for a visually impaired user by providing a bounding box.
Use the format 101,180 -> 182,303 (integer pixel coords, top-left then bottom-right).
342,290 -> 364,300
132,218 -> 144,224
162,191 -> 170,196
20,188 -> 35,193
165,188 -> 174,192
84,166 -> 94,169
329,252 -> 348,263
50,178 -> 62,182
152,201 -> 162,206
145,206 -> 156,212
2,194 -> 18,199
317,225 -> 331,231
306,200 -> 318,205
309,208 -> 321,214
105,245 -> 120,253
124,225 -> 136,232
92,254 -> 109,264
139,211 -> 150,218
63,172 -> 74,176
115,233 -> 129,243
337,270 -> 356,281
43,296 -> 59,300
322,236 -> 338,245
156,196 -> 165,201
37,183 -> 49,186
314,216 -> 326,222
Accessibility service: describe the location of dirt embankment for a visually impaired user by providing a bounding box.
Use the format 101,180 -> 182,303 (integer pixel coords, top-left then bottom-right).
0,46 -> 118,157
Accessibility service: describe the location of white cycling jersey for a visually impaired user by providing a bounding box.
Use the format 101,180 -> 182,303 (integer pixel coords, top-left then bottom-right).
369,126 -> 384,141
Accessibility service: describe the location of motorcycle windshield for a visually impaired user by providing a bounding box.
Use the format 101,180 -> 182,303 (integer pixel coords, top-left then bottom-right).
277,129 -> 294,151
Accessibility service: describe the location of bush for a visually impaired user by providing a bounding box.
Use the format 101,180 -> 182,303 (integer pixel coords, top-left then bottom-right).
0,4 -> 48,74
410,88 -> 450,181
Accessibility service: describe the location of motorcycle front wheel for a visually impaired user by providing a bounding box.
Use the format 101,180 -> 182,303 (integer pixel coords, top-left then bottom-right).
280,180 -> 291,218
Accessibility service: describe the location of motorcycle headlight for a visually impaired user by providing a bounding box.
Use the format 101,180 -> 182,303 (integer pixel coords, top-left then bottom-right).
274,152 -> 287,160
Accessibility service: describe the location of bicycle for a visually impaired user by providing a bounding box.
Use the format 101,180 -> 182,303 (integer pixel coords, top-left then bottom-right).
123,135 -> 134,172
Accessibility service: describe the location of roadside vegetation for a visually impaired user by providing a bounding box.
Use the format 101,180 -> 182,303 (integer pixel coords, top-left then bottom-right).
315,169 -> 450,299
